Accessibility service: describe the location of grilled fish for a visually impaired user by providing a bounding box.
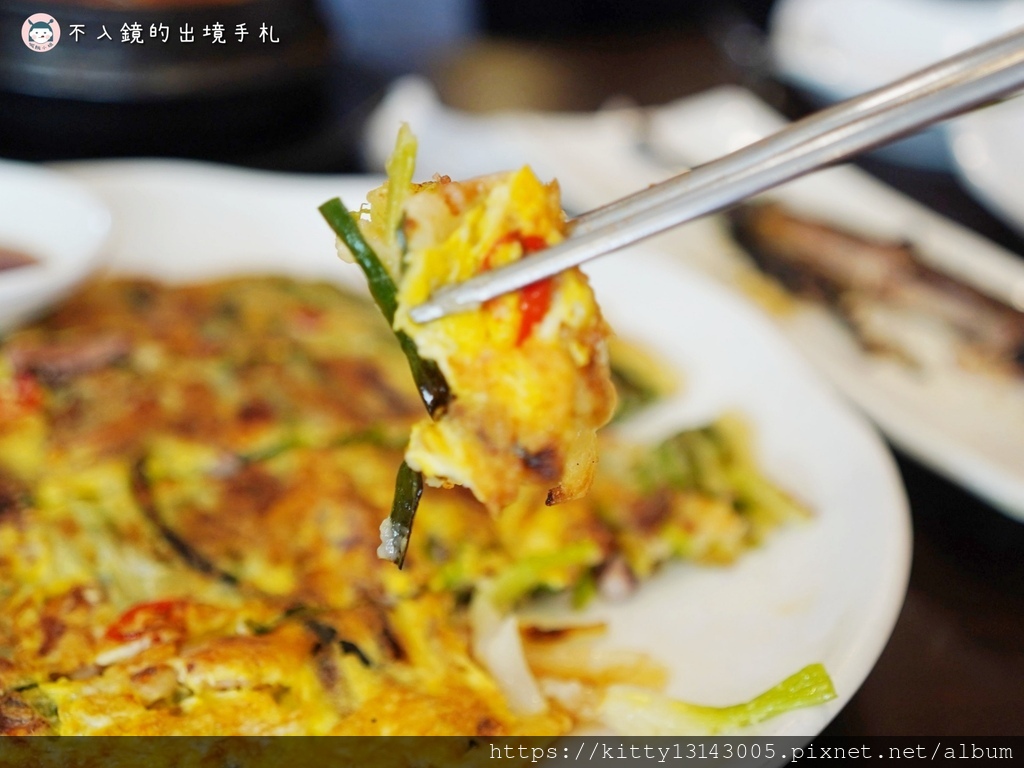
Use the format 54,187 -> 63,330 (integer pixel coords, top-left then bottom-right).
729,203 -> 1024,376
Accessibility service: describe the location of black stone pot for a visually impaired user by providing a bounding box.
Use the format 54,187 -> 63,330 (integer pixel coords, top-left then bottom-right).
0,0 -> 338,163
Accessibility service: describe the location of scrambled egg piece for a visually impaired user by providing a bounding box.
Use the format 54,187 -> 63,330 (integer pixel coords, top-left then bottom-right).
353,160 -> 617,511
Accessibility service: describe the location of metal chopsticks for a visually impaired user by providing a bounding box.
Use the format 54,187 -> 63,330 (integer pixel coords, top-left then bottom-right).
409,26 -> 1024,324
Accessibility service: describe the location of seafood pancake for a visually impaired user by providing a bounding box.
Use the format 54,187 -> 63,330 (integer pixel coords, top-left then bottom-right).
0,276 -> 807,736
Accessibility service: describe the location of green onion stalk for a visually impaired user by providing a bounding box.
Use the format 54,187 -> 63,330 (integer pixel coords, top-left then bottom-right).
318,194 -> 447,568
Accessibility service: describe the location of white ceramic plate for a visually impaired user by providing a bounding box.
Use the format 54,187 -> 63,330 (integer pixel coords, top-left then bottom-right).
951,96 -> 1024,237
53,159 -> 910,737
365,80 -> 1024,521
0,159 -> 110,333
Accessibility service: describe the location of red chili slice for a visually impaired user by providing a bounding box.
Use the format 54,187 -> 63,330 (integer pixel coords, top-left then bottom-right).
479,232 -> 554,344
291,305 -> 324,331
517,278 -> 554,346
106,599 -> 188,642
516,234 -> 548,254
481,232 -> 549,273
14,373 -> 42,411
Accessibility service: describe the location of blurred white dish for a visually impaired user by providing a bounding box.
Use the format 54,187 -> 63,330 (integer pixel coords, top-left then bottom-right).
950,96 -> 1024,236
646,88 -> 1024,521
768,0 -> 1024,169
0,160 -> 110,334
52,159 -> 909,737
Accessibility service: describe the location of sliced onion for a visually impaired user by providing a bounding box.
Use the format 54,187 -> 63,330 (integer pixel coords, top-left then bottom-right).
469,586 -> 547,716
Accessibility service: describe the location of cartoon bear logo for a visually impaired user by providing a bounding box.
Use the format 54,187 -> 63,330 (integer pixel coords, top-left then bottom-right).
22,14 -> 61,52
